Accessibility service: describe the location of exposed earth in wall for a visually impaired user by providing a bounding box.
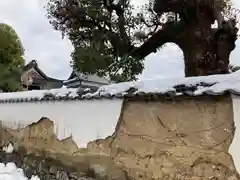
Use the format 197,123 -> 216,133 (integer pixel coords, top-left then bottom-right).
0,95 -> 239,180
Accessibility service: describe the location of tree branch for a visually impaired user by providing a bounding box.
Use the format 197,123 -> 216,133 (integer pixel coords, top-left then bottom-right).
132,22 -> 183,59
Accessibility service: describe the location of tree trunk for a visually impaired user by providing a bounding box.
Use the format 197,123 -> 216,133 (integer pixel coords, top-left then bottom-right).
182,19 -> 216,77
180,17 -> 236,77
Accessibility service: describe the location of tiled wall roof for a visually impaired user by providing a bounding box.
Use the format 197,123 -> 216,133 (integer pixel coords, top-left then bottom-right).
1,72 -> 240,103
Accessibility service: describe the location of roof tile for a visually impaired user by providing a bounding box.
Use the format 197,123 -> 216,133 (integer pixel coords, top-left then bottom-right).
1,72 -> 240,103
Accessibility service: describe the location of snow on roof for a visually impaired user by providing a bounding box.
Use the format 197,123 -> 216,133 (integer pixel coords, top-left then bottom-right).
63,73 -> 110,85
86,74 -> 111,84
1,71 -> 240,102
0,86 -> 79,102
96,71 -> 240,96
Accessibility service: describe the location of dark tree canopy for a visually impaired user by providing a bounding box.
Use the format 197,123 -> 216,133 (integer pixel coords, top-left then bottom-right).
0,23 -> 25,92
46,0 -> 238,81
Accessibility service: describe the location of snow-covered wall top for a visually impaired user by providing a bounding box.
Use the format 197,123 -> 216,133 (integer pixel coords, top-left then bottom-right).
1,72 -> 240,103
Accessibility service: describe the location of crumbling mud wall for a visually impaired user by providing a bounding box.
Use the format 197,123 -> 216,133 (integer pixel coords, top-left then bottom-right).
106,96 -> 239,179
0,95 -> 239,180
230,95 -> 240,173
0,99 -> 123,147
0,150 -> 128,180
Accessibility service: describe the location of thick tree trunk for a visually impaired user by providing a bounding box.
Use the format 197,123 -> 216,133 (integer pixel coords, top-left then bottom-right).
182,19 -> 236,77
182,20 -> 215,76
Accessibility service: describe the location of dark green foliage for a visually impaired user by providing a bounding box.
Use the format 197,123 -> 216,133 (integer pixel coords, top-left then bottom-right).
46,0 -> 152,81
46,0 -> 238,80
0,23 -> 25,92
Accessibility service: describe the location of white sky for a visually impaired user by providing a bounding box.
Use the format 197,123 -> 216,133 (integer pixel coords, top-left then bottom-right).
0,0 -> 239,80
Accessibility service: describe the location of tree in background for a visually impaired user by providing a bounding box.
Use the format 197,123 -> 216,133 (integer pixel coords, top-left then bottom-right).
0,23 -> 25,92
46,0 -> 238,82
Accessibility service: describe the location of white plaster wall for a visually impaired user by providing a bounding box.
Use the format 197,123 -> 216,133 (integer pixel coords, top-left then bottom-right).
230,95 -> 240,172
0,99 -> 123,148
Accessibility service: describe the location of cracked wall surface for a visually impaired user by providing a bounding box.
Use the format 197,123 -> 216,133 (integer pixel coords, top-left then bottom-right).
0,99 -> 123,147
0,95 -> 239,180
230,95 -> 240,173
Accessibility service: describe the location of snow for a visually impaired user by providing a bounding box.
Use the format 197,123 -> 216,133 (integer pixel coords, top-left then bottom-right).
0,144 -> 38,180
0,86 -> 79,100
0,73 -> 239,176
0,162 -> 40,180
1,71 -> 240,100
2,143 -> 13,153
95,71 -> 240,96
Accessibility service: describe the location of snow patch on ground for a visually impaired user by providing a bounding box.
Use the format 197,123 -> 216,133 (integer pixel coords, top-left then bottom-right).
0,162 -> 40,180
2,143 -> 13,153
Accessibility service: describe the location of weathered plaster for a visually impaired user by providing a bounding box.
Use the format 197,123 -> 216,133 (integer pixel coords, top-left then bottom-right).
230,95 -> 240,173
0,95 -> 239,180
0,99 -> 123,147
107,96 -> 238,179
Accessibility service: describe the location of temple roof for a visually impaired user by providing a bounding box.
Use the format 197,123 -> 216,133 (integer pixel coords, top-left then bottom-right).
24,60 -> 63,82
65,71 -> 111,85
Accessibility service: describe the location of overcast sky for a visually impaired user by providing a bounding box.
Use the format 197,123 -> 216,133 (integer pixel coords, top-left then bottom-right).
0,0 -> 239,80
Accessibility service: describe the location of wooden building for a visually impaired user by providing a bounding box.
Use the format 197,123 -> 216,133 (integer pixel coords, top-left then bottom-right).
21,60 -> 63,90
21,60 -> 111,91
